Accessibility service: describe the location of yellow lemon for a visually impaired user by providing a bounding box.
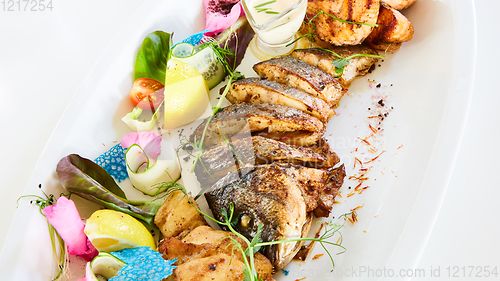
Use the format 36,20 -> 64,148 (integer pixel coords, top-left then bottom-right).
84,209 -> 156,252
163,58 -> 209,129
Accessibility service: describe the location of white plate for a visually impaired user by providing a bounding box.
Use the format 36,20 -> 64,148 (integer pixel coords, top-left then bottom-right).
0,0 -> 475,280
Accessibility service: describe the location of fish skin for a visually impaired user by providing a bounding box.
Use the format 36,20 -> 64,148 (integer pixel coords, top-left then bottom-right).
189,103 -> 325,147
291,46 -> 379,87
306,137 -> 341,168
205,164 -> 325,270
226,77 -> 335,122
193,136 -> 336,187
253,56 -> 346,107
314,164 -> 346,218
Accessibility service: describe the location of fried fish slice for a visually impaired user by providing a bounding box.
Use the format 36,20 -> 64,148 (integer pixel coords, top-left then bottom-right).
193,136 -> 332,186
314,164 -> 346,218
189,103 -> 325,147
205,164 -> 321,270
154,190 -> 208,239
291,46 -> 379,87
305,0 -> 380,46
364,3 -> 414,51
226,78 -> 335,122
306,137 -> 340,168
253,56 -> 346,107
381,0 -> 417,10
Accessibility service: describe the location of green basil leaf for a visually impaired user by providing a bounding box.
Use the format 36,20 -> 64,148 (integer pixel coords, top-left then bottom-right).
134,31 -> 173,83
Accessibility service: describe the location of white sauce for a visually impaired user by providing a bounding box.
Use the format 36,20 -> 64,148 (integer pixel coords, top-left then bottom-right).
246,0 -> 307,46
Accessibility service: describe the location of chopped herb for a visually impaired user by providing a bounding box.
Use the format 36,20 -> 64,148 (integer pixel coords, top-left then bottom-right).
254,0 -> 276,9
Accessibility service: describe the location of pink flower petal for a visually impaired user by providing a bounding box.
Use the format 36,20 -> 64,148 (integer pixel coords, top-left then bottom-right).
42,197 -> 98,261
203,0 -> 243,36
121,131 -> 162,160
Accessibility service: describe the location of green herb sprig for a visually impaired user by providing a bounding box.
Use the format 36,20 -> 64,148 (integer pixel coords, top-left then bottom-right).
155,183 -> 350,281
310,47 -> 386,77
17,185 -> 68,281
254,0 -> 278,14
187,40 -> 245,173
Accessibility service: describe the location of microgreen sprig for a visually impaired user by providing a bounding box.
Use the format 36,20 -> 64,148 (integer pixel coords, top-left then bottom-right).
158,183 -> 350,281
17,185 -> 68,280
187,40 -> 245,173
309,47 -> 386,77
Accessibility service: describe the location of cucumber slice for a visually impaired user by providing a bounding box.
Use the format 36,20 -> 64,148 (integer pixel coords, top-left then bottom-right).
172,42 -> 195,58
172,43 -> 226,89
125,144 -> 181,196
90,252 -> 126,279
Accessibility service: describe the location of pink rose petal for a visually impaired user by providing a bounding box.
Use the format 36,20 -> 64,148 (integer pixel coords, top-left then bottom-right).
42,197 -> 98,261
121,131 -> 162,160
203,0 -> 243,36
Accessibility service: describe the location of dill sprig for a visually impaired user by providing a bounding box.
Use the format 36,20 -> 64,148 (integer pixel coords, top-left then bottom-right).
17,185 -> 68,280
157,183 -> 349,281
185,40 -> 244,173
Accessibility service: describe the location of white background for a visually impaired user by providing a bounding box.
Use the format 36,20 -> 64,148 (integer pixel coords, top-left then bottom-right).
0,0 -> 498,280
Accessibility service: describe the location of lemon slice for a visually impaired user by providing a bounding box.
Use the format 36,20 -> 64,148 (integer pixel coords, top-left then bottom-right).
84,210 -> 156,252
163,58 -> 209,129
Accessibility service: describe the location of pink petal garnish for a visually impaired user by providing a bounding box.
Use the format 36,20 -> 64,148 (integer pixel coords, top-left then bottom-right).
203,0 -> 243,36
121,131 -> 162,160
42,197 -> 98,261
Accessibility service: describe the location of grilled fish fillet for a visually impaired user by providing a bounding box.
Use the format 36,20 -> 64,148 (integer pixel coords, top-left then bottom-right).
253,56 -> 346,107
364,3 -> 414,51
226,78 -> 335,122
205,164 -> 325,270
194,136 -> 333,186
305,0 -> 380,46
291,46 -> 379,87
190,103 -> 325,147
381,0 -> 416,10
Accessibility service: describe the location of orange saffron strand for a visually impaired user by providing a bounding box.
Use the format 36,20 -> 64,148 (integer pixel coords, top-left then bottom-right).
351,205 -> 364,211
364,151 -> 386,164
312,254 -> 324,260
358,136 -> 371,145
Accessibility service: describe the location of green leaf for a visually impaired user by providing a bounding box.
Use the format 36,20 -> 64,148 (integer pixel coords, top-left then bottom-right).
231,70 -> 245,81
244,224 -> 263,256
56,154 -> 163,226
134,31 -> 173,83
332,58 -> 349,73
243,267 -> 253,281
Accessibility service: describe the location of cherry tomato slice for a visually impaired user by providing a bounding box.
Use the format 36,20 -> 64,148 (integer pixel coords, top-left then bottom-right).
129,78 -> 165,110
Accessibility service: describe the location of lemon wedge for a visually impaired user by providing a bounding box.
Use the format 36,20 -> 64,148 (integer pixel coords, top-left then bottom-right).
163,58 -> 209,129
84,209 -> 156,252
